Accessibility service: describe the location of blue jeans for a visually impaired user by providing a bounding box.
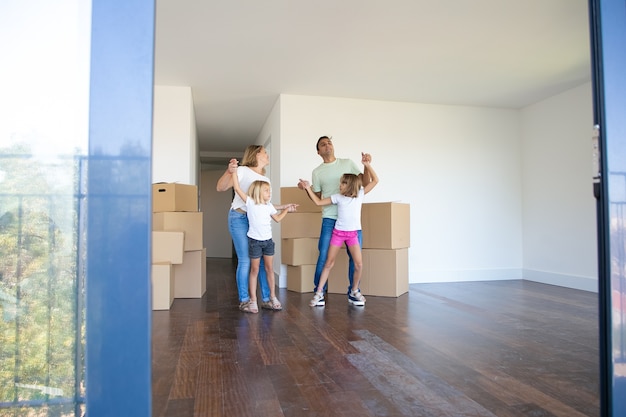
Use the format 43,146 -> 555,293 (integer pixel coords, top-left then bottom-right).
314,217 -> 362,294
228,210 -> 271,303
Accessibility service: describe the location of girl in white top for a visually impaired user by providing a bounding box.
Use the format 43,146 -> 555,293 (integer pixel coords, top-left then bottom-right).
303,160 -> 379,307
232,164 -> 294,313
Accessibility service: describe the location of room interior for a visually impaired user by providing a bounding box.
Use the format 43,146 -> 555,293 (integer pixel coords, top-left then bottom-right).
151,0 -> 596,293
150,2 -> 602,414
5,1 -> 623,416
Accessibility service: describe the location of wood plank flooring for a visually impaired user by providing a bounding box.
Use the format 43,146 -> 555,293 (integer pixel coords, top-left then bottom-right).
152,258 -> 599,417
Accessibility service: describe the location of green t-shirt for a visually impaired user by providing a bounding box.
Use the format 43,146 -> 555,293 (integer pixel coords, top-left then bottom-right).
312,158 -> 361,219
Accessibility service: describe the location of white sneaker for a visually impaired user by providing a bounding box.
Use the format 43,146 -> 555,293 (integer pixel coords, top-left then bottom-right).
348,289 -> 365,306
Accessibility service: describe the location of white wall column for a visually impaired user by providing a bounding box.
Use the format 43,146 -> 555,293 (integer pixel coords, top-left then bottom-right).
153,85 -> 198,185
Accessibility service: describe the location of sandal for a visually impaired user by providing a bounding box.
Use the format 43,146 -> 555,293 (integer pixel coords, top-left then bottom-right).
241,300 -> 258,314
261,297 -> 282,311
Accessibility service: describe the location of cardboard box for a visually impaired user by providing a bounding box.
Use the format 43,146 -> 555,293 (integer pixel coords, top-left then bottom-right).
152,231 -> 184,264
280,187 -> 321,213
287,264 -> 316,293
152,183 -> 198,212
360,248 -> 408,297
326,250 -> 351,294
282,238 -> 319,266
173,248 -> 206,298
361,202 -> 410,249
152,262 -> 175,310
281,212 -> 321,239
153,212 -> 203,251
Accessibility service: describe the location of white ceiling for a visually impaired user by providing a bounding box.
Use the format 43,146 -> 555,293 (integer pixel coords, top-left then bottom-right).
154,0 -> 591,159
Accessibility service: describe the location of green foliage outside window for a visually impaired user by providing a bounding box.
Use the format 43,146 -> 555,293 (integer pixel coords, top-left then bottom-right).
0,144 -> 85,417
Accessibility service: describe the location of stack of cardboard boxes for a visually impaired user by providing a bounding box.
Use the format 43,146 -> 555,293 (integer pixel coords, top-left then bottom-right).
352,202 -> 410,297
151,183 -> 206,310
281,187 -> 410,297
280,187 -> 322,292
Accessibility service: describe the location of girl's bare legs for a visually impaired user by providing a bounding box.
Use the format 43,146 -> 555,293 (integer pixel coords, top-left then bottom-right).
346,244 -> 363,292
262,255 -> 282,310
316,244 -> 341,292
249,258 -> 260,302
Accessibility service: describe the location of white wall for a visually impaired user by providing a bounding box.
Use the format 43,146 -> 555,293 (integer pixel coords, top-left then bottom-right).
276,94 -> 524,284
521,82 -> 597,291
152,85 -> 199,185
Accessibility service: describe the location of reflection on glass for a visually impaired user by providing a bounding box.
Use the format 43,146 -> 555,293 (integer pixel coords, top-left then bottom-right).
0,149 -> 86,416
610,171 -> 626,414
0,0 -> 90,415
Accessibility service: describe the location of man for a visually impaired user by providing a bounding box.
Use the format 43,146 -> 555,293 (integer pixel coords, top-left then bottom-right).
298,136 -> 371,305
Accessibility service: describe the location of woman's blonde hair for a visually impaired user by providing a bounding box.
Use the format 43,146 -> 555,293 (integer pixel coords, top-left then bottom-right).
241,145 -> 266,175
247,180 -> 270,204
340,173 -> 361,198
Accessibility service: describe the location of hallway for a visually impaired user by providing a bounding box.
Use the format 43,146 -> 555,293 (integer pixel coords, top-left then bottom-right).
152,258 -> 599,417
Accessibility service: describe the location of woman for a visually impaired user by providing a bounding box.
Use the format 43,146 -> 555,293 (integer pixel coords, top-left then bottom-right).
216,145 -> 293,312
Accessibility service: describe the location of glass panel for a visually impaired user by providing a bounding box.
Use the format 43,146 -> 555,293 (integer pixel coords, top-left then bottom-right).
610,171 -> 626,416
590,0 -> 626,415
0,0 -> 90,415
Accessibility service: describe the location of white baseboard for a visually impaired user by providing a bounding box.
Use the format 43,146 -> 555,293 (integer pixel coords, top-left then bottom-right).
522,269 -> 597,293
411,268 -> 522,284
410,268 -> 597,293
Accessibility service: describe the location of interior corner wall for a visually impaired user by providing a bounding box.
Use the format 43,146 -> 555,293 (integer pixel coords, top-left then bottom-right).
277,94 -> 523,285
190,92 -> 199,186
521,82 -> 597,292
200,169 -> 233,258
152,85 -> 199,185
255,97 -> 285,286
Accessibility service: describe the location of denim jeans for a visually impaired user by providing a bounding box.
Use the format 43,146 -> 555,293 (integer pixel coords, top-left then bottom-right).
314,217 -> 362,294
228,209 -> 271,303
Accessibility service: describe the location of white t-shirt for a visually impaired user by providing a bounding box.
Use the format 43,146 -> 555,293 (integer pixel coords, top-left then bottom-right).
230,166 -> 271,211
331,188 -> 365,231
245,197 -> 277,241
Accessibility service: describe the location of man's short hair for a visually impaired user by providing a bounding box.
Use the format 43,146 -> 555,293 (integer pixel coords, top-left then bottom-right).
316,136 -> 332,151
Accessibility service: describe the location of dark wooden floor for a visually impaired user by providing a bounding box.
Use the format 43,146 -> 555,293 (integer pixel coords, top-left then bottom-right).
152,258 -> 600,417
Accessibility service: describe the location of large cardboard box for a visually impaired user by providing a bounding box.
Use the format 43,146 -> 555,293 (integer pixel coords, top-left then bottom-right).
153,212 -> 203,251
173,248 -> 206,298
152,183 -> 198,212
280,187 -> 321,213
281,212 -> 322,239
326,250 -> 351,294
152,231 -> 184,264
287,264 -> 316,293
360,248 -> 408,297
282,238 -> 319,266
361,202 -> 410,249
152,262 -> 175,310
